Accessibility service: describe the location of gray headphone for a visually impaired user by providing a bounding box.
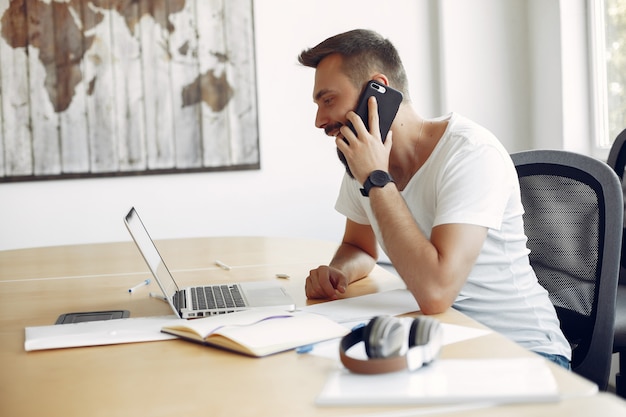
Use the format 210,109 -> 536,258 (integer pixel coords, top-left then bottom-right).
339,315 -> 443,374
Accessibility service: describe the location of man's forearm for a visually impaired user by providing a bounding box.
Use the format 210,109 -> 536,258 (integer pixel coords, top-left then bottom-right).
329,242 -> 377,285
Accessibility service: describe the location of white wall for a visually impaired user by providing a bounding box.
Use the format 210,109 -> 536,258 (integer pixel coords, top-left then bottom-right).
528,0 -> 592,155
0,0 -> 589,251
438,0 -> 532,151
0,0 -> 428,250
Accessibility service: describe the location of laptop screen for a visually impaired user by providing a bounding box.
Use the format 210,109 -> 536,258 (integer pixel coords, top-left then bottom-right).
124,207 -> 180,301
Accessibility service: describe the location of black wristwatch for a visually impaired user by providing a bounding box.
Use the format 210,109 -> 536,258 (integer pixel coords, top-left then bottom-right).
360,170 -> 395,197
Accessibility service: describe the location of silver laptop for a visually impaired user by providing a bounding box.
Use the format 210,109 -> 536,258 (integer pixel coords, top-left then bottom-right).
124,207 -> 296,319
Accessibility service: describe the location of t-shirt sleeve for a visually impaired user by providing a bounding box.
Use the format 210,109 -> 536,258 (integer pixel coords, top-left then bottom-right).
334,173 -> 371,225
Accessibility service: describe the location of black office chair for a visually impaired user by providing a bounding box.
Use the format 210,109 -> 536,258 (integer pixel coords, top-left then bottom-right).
511,149 -> 622,391
606,128 -> 626,398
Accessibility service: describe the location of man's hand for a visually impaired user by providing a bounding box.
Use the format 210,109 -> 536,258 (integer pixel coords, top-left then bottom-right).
336,96 -> 392,185
305,265 -> 349,300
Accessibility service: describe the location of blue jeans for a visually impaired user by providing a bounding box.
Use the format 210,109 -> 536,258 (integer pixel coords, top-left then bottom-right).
536,351 -> 571,370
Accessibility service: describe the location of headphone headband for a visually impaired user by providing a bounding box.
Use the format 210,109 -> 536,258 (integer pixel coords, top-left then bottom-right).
339,327 -> 411,374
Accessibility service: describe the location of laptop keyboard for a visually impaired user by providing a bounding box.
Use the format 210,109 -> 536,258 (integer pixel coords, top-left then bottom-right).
190,285 -> 246,311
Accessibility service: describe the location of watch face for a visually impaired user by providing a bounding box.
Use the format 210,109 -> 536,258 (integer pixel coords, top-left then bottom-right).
371,170 -> 391,186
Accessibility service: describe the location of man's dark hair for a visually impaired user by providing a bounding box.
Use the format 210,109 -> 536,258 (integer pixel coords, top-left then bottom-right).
298,29 -> 409,99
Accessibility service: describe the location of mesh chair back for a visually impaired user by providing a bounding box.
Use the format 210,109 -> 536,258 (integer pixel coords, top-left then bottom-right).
511,150 -> 622,390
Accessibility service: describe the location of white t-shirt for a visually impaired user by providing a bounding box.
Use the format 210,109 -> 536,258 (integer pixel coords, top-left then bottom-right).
335,113 -> 571,359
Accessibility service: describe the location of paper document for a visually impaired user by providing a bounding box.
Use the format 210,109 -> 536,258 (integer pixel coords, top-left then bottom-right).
303,289 -> 469,323
304,320 -> 491,361
316,358 -> 560,406
25,316 -> 179,351
302,289 -> 420,322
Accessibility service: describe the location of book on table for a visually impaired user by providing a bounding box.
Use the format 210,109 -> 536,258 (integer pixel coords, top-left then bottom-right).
161,308 -> 349,357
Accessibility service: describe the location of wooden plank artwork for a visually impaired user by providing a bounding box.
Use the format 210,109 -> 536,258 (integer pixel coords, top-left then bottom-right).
0,0 -> 259,181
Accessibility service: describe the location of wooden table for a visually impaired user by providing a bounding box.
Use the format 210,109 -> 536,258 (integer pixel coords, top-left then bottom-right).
1,237 -> 625,417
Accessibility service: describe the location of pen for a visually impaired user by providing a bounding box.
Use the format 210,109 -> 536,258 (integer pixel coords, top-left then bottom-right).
296,323 -> 366,354
351,322 -> 366,331
296,344 -> 314,354
214,260 -> 231,270
128,278 -> 151,293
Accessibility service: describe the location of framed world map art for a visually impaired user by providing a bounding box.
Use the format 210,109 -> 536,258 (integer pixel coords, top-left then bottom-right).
0,0 -> 259,182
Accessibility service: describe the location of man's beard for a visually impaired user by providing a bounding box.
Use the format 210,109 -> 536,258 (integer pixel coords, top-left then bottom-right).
336,148 -> 354,179
325,122 -> 355,179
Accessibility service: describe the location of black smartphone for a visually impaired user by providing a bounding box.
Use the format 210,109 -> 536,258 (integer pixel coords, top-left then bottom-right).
55,310 -> 130,324
348,80 -> 403,143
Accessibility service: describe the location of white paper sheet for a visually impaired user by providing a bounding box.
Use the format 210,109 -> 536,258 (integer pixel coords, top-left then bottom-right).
301,321 -> 491,361
302,289 -> 468,323
24,316 -> 180,351
302,289 -> 420,323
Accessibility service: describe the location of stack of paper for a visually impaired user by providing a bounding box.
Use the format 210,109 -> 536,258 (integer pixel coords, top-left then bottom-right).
316,357 -> 560,405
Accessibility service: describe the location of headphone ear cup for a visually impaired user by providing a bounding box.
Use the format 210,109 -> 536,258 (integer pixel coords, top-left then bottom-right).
409,317 -> 439,346
380,319 -> 404,358
408,316 -> 442,365
408,318 -> 421,348
364,316 -> 404,358
362,316 -> 382,358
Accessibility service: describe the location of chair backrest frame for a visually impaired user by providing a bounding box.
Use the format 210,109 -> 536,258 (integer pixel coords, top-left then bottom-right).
606,128 -> 626,279
607,129 -> 626,181
511,149 -> 622,390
